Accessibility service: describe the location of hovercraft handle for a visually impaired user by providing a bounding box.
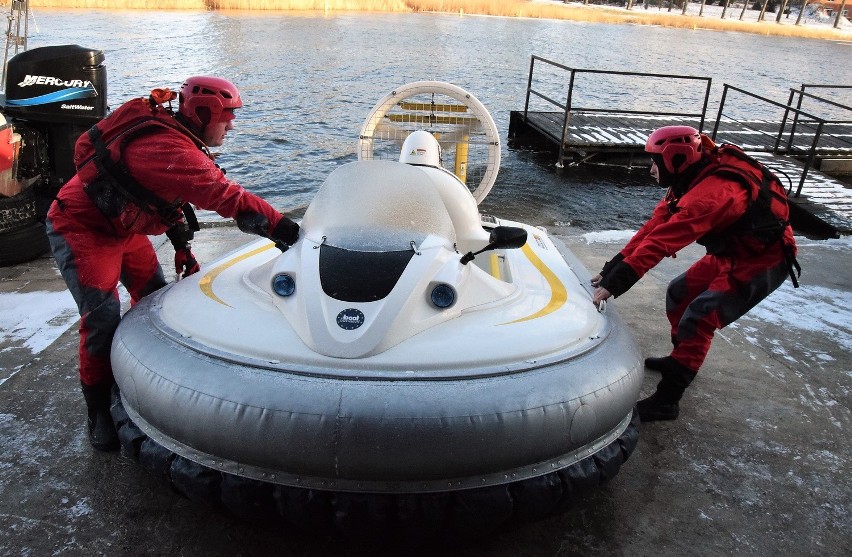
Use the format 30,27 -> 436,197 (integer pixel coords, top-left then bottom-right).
460,226 -> 527,265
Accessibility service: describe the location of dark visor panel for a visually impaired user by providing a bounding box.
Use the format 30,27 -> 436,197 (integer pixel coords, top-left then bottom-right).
319,245 -> 414,302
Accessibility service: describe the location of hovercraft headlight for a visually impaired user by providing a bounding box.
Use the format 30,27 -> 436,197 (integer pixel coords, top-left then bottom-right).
430,283 -> 456,309
272,273 -> 296,297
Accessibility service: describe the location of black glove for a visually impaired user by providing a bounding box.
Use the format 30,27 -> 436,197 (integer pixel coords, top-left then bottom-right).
166,221 -> 195,251
598,261 -> 640,299
599,252 -> 625,277
270,216 -> 300,251
592,252 -> 625,287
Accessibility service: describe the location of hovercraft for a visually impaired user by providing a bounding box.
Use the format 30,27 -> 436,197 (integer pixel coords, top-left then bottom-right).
110,82 -> 642,535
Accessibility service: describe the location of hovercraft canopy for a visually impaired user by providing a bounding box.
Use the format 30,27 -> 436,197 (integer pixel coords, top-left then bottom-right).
300,160 -> 457,305
301,160 -> 456,252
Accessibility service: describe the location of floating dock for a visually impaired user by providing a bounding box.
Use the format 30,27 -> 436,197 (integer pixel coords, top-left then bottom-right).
509,56 -> 852,237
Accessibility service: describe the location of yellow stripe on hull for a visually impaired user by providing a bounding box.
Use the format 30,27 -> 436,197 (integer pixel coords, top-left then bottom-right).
199,242 -> 275,307
502,243 -> 568,324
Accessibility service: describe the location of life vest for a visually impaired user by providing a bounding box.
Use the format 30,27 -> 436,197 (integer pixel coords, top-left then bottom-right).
683,144 -> 801,286
74,94 -> 205,239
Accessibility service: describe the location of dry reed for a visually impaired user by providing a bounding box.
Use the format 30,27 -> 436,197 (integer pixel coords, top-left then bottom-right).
27,0 -> 852,41
29,0 -> 410,9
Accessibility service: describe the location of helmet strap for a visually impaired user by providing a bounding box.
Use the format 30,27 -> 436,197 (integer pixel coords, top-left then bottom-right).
171,112 -> 214,161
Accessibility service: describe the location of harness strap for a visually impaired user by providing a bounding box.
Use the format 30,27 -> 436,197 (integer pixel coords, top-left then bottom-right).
691,147 -> 802,288
86,123 -> 184,224
786,246 -> 801,288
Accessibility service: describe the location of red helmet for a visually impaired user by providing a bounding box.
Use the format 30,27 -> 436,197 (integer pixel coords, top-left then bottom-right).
645,126 -> 703,175
178,76 -> 242,130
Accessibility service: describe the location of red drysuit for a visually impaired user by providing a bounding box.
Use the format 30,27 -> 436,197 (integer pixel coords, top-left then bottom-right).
599,146 -> 798,372
46,97 -> 288,387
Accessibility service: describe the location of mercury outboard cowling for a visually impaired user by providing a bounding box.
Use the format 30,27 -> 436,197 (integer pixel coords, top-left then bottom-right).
0,45 -> 108,266
4,44 -> 107,124
2,45 -> 107,213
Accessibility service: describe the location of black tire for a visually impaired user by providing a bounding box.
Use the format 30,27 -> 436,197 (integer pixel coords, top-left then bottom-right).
0,220 -> 50,266
111,388 -> 640,538
0,188 -> 38,234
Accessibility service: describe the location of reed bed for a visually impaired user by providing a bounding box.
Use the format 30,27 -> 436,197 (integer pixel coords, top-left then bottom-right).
27,0 -> 851,40
29,0 -> 410,9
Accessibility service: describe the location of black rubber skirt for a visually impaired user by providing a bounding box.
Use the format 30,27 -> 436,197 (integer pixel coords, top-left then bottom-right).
111,389 -> 638,536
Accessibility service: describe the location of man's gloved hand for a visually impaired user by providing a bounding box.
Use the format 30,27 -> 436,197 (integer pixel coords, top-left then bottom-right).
174,245 -> 200,278
592,253 -> 625,287
270,215 -> 300,252
593,286 -> 612,310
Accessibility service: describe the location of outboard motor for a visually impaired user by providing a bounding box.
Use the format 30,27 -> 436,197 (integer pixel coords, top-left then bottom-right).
2,44 -> 107,215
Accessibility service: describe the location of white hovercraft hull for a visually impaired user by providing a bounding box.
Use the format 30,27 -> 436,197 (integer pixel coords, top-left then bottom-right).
112,217 -> 641,492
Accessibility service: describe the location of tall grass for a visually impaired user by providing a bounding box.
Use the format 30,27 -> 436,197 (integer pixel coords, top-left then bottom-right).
205,0 -> 410,10
29,0 -> 410,9
27,0 -> 851,40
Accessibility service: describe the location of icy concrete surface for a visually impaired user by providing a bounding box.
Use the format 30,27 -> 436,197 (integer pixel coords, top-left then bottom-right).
1,224 -> 850,555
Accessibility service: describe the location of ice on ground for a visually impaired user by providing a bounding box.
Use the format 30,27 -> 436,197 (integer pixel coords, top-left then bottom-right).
743,282 -> 852,353
0,291 -> 78,354
581,230 -> 636,244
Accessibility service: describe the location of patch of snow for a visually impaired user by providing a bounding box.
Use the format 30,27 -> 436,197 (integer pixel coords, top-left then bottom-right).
794,236 -> 852,250
746,283 -> 852,354
541,0 -> 852,31
0,291 -> 78,354
581,229 -> 636,243
63,498 -> 93,519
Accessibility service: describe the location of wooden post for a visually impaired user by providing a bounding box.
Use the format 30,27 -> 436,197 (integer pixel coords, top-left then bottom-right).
835,0 -> 848,27
739,0 -> 749,20
721,0 -> 731,18
683,0 -> 690,15
796,0 -> 809,23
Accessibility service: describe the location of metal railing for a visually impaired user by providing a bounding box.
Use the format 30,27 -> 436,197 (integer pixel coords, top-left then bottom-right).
712,84 -> 832,197
2,0 -> 29,92
522,55 -> 712,165
784,85 -> 852,156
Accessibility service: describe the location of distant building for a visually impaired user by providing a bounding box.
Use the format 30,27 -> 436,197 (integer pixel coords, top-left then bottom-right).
822,1 -> 851,22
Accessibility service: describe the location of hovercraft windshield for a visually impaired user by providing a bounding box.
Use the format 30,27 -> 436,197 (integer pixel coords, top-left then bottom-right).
302,160 -> 458,302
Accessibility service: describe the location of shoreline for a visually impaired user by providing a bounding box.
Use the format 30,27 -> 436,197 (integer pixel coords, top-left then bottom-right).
27,1 -> 852,42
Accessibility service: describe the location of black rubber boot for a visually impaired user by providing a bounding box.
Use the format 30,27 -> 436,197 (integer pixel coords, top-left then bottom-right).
644,356 -> 671,373
644,354 -> 691,375
81,381 -> 119,452
637,358 -> 696,422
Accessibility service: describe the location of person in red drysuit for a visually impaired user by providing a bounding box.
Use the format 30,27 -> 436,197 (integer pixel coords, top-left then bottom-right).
46,76 -> 300,450
592,125 -> 799,422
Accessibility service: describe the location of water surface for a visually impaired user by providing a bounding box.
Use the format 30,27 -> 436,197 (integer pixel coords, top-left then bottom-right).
25,10 -> 852,229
